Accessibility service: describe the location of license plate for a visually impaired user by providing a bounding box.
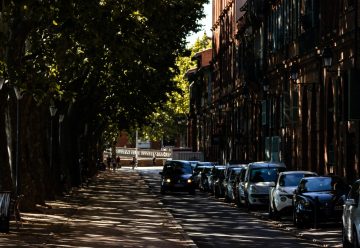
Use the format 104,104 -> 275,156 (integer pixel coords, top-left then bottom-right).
335,205 -> 343,211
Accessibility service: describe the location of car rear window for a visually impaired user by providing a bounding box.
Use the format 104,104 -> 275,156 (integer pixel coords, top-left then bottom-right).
250,167 -> 284,183
302,178 -> 332,192
279,173 -> 309,187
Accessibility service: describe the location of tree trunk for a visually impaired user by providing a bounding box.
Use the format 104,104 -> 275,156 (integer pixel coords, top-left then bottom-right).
0,90 -> 13,191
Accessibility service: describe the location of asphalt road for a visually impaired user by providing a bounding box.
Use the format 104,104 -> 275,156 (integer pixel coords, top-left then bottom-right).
138,167 -> 342,248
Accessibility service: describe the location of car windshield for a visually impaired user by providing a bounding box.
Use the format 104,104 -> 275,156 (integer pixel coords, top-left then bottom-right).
230,169 -> 242,179
250,167 -> 283,183
279,173 -> 309,187
302,178 -> 332,192
203,167 -> 212,174
194,166 -> 205,174
213,168 -> 225,176
164,162 -> 192,175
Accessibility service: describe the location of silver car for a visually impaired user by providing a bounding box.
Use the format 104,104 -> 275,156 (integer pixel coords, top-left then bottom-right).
244,161 -> 286,209
342,179 -> 360,247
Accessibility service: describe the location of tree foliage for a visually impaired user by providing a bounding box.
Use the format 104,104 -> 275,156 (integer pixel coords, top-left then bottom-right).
141,33 -> 211,143
0,0 -> 209,207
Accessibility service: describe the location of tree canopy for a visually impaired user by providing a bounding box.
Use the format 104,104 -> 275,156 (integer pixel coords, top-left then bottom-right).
140,33 -> 211,145
0,0 -> 209,208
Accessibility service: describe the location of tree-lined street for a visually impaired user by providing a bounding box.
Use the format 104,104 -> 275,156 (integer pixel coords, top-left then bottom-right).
140,167 -> 342,248
0,166 -> 344,247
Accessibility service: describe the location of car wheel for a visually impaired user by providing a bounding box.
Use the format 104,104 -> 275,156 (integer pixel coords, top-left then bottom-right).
224,192 -> 229,203
293,204 -> 303,228
214,186 -> 219,198
342,225 -> 351,248
353,226 -> 359,248
273,203 -> 280,220
235,195 -> 241,208
160,188 -> 165,195
238,196 -> 244,208
268,202 -> 274,219
245,197 -> 252,211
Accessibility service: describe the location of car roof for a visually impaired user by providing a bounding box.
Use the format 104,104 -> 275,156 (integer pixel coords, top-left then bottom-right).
198,165 -> 214,168
227,164 -> 246,168
300,176 -> 331,181
248,161 -> 286,168
279,171 -> 317,175
197,161 -> 214,165
165,160 -> 191,165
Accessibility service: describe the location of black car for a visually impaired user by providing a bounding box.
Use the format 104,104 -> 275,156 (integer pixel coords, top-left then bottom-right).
213,168 -> 226,198
159,160 -> 195,195
209,165 -> 226,195
199,166 -> 214,192
292,176 -> 349,228
193,162 -> 215,188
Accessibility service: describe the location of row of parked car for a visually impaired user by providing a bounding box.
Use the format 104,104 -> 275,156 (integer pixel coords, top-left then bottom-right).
158,159 -> 360,247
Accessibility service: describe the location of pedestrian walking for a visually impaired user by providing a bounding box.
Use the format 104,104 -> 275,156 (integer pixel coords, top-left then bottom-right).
131,156 -> 138,170
106,156 -> 111,170
116,156 -> 121,168
112,157 -> 117,171
152,155 -> 156,166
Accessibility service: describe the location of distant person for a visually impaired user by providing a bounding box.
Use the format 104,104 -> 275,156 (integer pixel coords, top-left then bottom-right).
116,156 -> 121,168
131,156 -> 138,170
112,157 -> 117,171
106,156 -> 111,170
152,155 -> 156,166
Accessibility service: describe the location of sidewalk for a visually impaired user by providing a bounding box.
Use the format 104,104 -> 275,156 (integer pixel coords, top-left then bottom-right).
0,168 -> 197,248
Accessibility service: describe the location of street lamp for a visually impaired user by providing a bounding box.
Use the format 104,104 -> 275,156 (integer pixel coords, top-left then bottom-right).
322,47 -> 333,69
59,114 -> 64,144
290,64 -> 299,81
262,78 -> 270,93
49,102 -> 57,178
14,86 -> 24,196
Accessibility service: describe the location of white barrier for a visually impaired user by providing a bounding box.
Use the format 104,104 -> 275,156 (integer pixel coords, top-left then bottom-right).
107,148 -> 172,159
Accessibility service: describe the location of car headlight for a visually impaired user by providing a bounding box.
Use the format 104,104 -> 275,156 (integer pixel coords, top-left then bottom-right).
278,188 -> 288,194
250,185 -> 257,193
166,178 -> 171,183
187,179 -> 192,183
300,199 -> 310,207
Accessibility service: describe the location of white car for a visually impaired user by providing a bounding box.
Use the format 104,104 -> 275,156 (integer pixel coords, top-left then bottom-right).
342,179 -> 360,247
244,161 -> 286,209
269,171 -> 317,219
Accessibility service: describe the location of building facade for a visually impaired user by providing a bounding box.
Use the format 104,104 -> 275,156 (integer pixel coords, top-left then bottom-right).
189,0 -> 360,181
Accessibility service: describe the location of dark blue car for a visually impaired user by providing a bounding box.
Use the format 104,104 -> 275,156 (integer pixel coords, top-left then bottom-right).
293,176 -> 349,228
160,160 -> 195,195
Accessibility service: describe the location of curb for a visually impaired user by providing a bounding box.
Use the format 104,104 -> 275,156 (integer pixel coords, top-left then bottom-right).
251,211 -> 339,247
138,172 -> 198,248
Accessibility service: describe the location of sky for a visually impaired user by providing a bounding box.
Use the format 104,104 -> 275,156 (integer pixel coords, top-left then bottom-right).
186,2 -> 212,46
